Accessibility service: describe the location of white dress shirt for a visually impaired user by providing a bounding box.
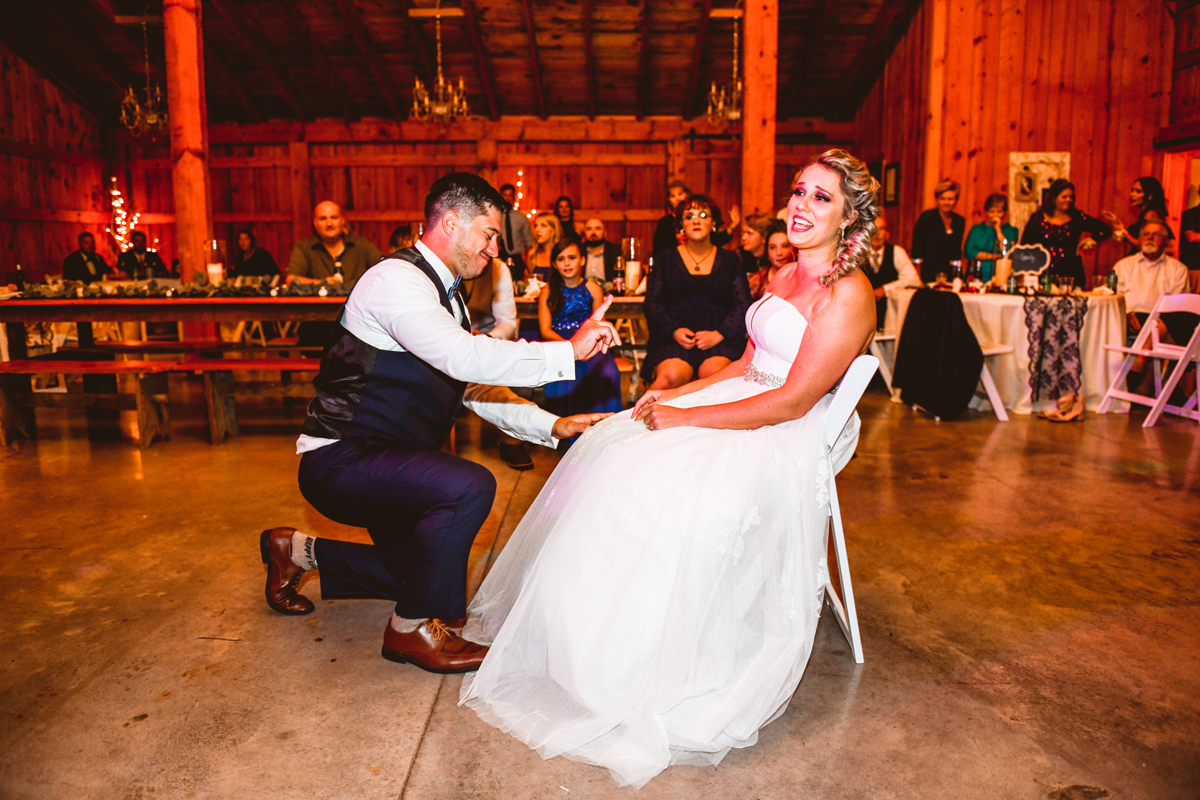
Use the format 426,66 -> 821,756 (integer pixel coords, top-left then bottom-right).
1114,252 -> 1189,314
585,246 -> 607,283
865,243 -> 921,292
296,240 -> 575,454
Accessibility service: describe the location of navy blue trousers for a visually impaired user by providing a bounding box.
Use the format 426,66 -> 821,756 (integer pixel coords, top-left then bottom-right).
298,436 -> 497,620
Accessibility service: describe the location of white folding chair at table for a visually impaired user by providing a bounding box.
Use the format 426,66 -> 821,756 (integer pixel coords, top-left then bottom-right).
977,341 -> 1015,422
821,354 -> 879,665
1098,293 -> 1200,427
867,333 -> 899,400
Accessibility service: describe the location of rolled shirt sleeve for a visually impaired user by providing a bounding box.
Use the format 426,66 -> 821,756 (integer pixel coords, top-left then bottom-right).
462,384 -> 559,447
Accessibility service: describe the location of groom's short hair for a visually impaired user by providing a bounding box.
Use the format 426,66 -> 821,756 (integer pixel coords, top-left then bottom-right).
424,173 -> 508,231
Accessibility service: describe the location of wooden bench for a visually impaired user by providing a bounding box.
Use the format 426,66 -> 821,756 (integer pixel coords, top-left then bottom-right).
66,338 -> 309,357
176,358 -> 321,444
0,360 -> 174,448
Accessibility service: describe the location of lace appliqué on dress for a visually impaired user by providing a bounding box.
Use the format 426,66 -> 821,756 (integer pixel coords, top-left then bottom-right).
715,504 -> 761,565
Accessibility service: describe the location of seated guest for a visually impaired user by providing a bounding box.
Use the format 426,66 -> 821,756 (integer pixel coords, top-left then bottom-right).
911,179 -> 966,282
739,213 -> 773,274
554,196 -> 583,243
115,231 -> 169,280
388,224 -> 417,251
1021,179 -> 1111,288
652,180 -> 738,259
525,212 -> 563,283
498,184 -> 533,282
862,213 -> 920,329
286,201 -> 381,289
1115,221 -> 1190,338
537,240 -> 623,442
62,232 -> 121,284
748,219 -> 791,299
1102,177 -> 1171,255
964,193 -> 1019,263
642,194 -> 751,390
581,217 -> 620,284
230,229 -> 280,278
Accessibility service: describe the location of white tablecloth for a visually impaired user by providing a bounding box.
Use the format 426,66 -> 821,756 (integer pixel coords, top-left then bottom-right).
886,289 -> 1128,415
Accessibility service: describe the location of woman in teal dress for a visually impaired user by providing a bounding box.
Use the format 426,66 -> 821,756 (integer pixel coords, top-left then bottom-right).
537,240 -> 624,442
964,193 -> 1019,268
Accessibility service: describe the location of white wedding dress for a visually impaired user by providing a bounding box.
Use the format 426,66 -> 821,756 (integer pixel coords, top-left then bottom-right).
459,293 -> 861,788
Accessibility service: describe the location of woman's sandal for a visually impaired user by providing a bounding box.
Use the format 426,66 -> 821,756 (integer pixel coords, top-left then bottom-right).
1044,394 -> 1085,423
1037,394 -> 1075,420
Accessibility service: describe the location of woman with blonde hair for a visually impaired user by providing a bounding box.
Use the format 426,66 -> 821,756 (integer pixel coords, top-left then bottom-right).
524,211 -> 563,282
911,178 -> 966,282
462,149 -> 878,788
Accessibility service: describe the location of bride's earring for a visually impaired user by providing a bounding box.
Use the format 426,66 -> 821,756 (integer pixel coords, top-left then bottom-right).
839,224 -> 847,242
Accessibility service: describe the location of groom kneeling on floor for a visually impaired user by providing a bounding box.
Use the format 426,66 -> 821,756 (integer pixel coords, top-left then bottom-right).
259,173 -> 620,674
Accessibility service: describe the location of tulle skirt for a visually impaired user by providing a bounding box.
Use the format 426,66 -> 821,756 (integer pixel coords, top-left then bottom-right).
459,375 -> 860,788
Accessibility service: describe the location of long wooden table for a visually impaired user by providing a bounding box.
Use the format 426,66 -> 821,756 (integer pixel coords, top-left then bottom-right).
514,295 -> 644,319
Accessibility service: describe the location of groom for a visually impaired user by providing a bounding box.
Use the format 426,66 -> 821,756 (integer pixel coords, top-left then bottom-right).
261,173 -> 619,674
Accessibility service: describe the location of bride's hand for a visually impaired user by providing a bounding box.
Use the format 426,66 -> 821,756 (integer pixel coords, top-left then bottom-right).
552,412 -> 613,440
630,387 -> 681,419
635,401 -> 689,431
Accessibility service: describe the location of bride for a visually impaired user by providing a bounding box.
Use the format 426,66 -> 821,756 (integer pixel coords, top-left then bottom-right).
459,149 -> 879,788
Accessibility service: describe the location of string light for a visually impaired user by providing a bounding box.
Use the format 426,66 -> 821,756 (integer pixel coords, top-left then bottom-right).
514,170 -> 524,210
106,177 -> 143,252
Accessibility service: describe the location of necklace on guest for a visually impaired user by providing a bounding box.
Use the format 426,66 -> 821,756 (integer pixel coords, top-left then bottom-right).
685,245 -> 715,273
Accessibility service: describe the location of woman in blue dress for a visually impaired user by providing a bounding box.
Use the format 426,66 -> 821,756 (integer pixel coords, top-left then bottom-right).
537,240 -> 624,441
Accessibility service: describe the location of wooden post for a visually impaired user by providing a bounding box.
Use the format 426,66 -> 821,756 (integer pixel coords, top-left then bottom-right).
740,0 -> 778,218
289,141 -> 312,246
163,0 -> 212,284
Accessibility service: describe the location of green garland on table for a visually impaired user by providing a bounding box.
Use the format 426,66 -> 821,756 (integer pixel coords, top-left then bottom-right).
17,278 -> 351,300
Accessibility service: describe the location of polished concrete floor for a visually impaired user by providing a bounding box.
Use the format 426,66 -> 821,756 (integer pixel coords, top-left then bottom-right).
1,377 -> 1198,799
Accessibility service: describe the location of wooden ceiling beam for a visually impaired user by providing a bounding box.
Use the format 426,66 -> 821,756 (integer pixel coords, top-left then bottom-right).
828,0 -> 925,121
682,0 -> 713,120
397,0 -> 436,85
519,0 -> 548,119
332,0 -> 403,119
203,44 -> 263,123
635,0 -> 651,121
275,0 -> 356,121
582,0 -> 596,119
461,0 -> 499,120
206,0 -> 309,121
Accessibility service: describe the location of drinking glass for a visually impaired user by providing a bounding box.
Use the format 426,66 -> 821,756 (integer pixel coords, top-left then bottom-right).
1061,276 -> 1075,294
621,237 -> 644,293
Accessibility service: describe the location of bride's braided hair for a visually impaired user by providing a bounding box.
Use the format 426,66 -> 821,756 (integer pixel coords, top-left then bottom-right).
803,149 -> 880,287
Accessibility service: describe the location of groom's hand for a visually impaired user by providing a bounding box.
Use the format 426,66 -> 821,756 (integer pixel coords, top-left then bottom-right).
552,412 -> 613,439
569,295 -> 621,360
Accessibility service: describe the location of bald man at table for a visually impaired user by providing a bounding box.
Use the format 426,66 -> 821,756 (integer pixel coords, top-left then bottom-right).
260,173 -> 620,675
286,201 -> 382,289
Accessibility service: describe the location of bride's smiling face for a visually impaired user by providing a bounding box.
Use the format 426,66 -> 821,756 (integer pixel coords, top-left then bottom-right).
786,164 -> 849,251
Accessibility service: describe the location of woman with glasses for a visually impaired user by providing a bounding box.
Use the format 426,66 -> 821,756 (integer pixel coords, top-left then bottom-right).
641,195 -> 752,390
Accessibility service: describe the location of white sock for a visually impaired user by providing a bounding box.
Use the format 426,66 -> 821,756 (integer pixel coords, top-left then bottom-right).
390,614 -> 426,633
290,532 -> 318,571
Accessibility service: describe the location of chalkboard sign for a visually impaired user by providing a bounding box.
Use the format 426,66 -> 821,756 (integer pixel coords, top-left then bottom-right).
1009,244 -> 1051,275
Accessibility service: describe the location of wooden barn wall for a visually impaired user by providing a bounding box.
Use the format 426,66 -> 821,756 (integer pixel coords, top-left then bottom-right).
855,0 -> 1174,280
120,118 -> 853,268
0,43 -> 109,284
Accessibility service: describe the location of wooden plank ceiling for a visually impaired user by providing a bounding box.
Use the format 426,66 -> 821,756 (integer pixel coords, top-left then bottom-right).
0,0 -> 921,125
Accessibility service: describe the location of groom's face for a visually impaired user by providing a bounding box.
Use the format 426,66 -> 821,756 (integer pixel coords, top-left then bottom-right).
450,206 -> 503,280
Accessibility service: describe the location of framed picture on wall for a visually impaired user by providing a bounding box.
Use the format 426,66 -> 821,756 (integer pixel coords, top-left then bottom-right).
883,162 -> 900,207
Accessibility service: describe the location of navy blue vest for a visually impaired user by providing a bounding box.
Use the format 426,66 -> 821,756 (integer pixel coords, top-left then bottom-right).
865,243 -> 898,290
302,248 -> 470,450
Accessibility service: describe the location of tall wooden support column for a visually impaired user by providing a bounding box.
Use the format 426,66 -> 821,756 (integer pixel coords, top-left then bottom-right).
741,0 -> 778,217
163,0 -> 212,283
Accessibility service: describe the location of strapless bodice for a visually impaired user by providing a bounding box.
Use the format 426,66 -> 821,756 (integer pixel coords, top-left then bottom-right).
744,293 -> 807,386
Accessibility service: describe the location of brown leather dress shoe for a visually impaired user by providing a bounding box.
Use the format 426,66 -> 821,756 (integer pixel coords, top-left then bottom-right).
382,619 -> 488,674
259,527 -> 315,616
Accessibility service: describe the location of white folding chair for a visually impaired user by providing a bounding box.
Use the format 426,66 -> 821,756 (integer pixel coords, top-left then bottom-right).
822,354 -> 878,664
868,333 -> 898,400
977,342 -> 1014,421
1098,293 -> 1200,426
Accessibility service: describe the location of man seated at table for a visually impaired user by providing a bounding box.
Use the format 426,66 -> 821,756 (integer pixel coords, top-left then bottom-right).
863,213 -> 920,330
286,201 -> 382,289
582,217 -> 620,285
62,232 -> 126,284
115,231 -> 169,280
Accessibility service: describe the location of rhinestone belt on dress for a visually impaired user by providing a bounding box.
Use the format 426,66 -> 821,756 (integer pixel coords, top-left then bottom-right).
743,363 -> 786,388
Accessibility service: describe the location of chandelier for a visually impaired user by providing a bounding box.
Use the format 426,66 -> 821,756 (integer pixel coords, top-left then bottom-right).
120,21 -> 168,137
706,6 -> 742,125
411,1 -> 469,123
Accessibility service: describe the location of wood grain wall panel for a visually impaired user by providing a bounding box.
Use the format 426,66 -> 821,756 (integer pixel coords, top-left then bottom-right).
855,0 -> 1172,280
0,43 -> 108,283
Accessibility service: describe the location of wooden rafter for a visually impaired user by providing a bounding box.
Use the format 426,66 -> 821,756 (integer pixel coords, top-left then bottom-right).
682,0 -> 713,120
829,0 -> 925,121
582,0 -> 596,119
397,0 -> 436,85
519,0 -> 548,119
203,44 -> 263,123
332,0 -> 402,118
275,0 -> 355,121
461,0 -> 498,120
635,0 -> 651,120
206,0 -> 309,121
